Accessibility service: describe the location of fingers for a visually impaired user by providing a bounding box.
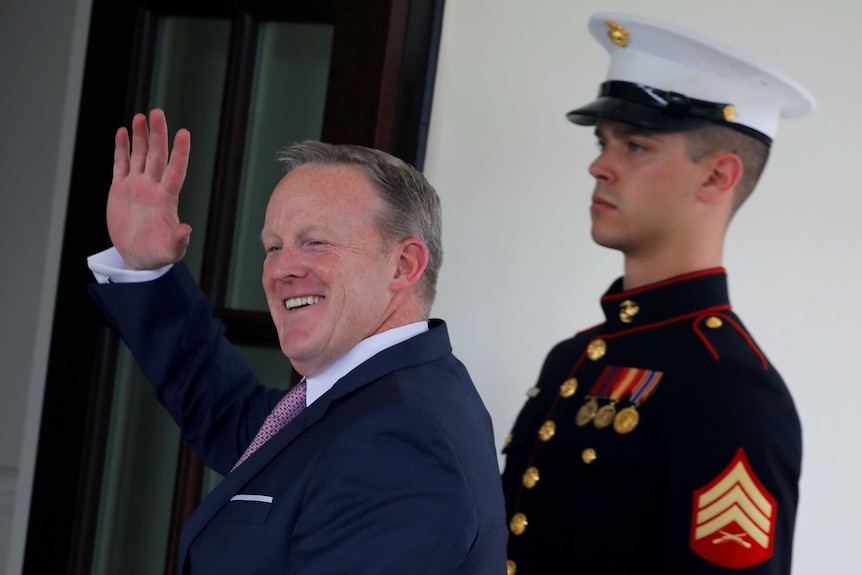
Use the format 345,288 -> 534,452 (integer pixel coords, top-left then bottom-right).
112,127 -> 131,180
162,128 -> 191,197
145,108 -> 169,181
128,112 -> 150,174
127,108 -> 174,181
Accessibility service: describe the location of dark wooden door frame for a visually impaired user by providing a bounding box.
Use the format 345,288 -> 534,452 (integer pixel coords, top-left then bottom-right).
23,0 -> 445,573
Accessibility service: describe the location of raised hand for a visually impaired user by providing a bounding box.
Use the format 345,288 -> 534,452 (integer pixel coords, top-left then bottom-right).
107,108 -> 192,270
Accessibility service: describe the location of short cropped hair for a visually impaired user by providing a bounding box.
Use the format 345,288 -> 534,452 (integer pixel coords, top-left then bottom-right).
276,142 -> 443,313
684,125 -> 771,215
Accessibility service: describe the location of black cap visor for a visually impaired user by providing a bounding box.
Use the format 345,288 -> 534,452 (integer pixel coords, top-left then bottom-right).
567,96 -> 714,132
566,81 -> 772,146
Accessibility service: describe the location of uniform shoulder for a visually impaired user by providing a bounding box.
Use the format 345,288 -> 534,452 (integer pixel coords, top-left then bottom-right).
691,312 -> 774,372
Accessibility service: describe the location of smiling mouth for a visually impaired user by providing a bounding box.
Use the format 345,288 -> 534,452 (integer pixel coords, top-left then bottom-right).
285,296 -> 323,311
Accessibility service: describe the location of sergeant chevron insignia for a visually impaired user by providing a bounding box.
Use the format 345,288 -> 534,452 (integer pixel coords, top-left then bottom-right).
689,448 -> 777,568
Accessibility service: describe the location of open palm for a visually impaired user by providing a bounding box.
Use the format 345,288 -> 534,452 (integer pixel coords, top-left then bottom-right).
107,108 -> 192,270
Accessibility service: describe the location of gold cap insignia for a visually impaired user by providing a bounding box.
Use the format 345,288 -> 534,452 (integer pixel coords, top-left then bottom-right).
705,316 -> 723,329
582,447 -> 597,464
604,20 -> 629,47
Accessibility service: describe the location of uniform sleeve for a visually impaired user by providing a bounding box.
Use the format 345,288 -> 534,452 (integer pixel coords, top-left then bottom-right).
659,359 -> 801,574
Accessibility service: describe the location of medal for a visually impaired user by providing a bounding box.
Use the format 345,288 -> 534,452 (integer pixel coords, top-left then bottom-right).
613,405 -> 640,434
575,398 -> 598,426
593,402 -> 617,428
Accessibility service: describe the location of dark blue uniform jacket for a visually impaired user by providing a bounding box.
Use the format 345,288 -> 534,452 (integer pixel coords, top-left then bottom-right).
502,268 -> 801,574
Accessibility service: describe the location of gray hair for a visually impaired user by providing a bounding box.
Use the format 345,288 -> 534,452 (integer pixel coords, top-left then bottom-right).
276,141 -> 443,311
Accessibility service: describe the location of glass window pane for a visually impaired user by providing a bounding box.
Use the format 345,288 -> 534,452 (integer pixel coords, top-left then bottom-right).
92,347 -> 181,575
91,16 -> 231,575
227,22 -> 334,311
151,16 -> 232,281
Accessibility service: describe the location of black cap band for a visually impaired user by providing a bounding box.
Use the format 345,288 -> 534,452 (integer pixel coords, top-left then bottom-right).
566,80 -> 772,146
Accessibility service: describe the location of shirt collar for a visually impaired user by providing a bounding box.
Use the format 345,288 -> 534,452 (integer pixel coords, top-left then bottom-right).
305,320 -> 429,405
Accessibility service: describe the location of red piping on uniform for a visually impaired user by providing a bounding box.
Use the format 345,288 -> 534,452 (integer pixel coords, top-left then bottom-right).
601,267 -> 726,302
693,312 -> 769,370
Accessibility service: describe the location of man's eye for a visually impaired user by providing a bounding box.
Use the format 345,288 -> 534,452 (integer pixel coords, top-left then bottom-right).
596,140 -> 607,151
627,141 -> 646,152
266,245 -> 281,253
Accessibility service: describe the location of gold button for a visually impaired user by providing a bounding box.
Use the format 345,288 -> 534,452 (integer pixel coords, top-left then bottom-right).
559,378 -> 578,398
522,466 -> 540,489
706,316 -> 723,328
509,512 -> 528,535
526,386 -> 540,398
582,447 -> 597,464
587,339 -> 607,360
538,420 -> 556,442
504,433 -> 513,446
507,559 -> 517,575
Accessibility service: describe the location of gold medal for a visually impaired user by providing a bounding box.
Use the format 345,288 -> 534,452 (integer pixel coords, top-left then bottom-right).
575,398 -> 598,426
613,406 -> 640,434
593,402 -> 616,429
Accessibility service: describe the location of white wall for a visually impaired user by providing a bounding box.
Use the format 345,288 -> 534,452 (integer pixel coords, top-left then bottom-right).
0,0 -> 92,573
426,1 -> 856,573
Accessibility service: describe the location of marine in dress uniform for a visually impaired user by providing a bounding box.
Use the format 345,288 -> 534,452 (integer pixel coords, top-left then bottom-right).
501,13 -> 814,575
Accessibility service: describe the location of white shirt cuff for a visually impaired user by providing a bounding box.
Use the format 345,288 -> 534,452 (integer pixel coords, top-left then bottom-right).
87,247 -> 173,284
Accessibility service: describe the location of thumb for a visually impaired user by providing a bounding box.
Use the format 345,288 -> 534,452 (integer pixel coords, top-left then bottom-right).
170,223 -> 193,260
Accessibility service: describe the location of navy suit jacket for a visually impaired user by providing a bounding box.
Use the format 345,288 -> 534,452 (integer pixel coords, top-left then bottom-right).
88,263 -> 507,575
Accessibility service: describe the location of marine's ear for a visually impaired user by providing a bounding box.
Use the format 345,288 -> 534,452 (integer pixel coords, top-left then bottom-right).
699,152 -> 743,204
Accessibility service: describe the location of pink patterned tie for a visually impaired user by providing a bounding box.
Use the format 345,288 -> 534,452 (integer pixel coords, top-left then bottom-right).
231,379 -> 307,472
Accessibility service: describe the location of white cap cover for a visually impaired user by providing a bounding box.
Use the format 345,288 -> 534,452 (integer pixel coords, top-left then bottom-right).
567,13 -> 816,146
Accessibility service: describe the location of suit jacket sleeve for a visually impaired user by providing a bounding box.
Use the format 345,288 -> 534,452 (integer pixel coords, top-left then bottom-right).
87,262 -> 283,475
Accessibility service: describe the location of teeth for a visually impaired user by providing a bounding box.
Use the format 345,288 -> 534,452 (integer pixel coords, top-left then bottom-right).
286,296 -> 322,310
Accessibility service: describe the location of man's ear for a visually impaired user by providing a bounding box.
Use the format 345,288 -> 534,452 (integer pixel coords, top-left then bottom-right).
699,152 -> 743,204
390,238 -> 428,292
